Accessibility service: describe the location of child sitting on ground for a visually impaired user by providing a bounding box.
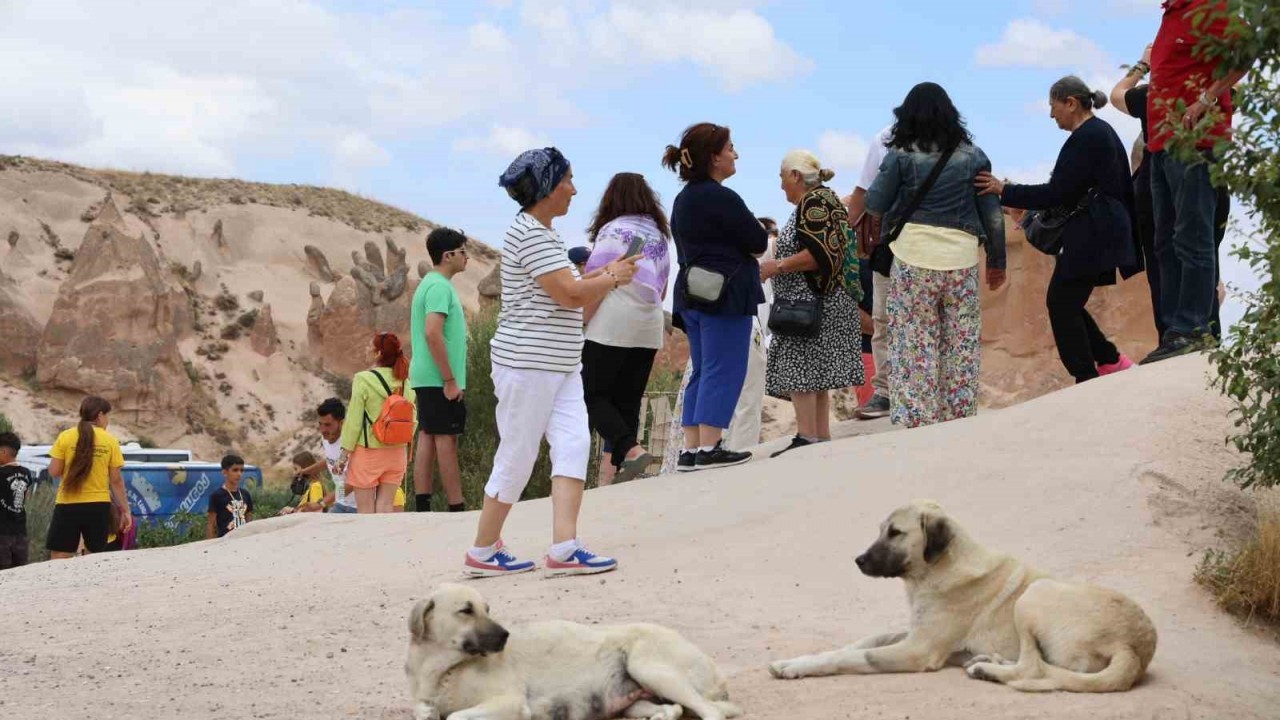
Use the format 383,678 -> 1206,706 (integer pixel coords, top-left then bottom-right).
208,454 -> 255,538
279,451 -> 325,515
0,432 -> 33,570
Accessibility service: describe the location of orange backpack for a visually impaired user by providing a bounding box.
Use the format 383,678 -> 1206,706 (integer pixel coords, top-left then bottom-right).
362,371 -> 415,446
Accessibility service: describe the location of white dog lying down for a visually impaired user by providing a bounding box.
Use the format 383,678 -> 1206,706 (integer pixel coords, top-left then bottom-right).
769,500 -> 1158,693
405,583 -> 742,720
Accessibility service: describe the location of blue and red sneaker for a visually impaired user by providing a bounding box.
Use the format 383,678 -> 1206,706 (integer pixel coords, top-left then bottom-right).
544,545 -> 618,578
462,541 -> 537,578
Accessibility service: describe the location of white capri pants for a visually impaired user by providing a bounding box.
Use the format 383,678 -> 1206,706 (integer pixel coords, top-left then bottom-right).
484,363 -> 591,504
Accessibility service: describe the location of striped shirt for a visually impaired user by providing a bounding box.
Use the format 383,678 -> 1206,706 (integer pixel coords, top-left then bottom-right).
490,212 -> 583,373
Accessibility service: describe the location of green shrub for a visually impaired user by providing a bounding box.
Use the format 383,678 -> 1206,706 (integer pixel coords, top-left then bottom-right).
0,411 -> 12,434
1184,2 -> 1280,490
25,481 -> 57,563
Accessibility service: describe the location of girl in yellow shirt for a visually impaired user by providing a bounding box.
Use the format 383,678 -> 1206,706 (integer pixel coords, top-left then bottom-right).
46,396 -> 132,559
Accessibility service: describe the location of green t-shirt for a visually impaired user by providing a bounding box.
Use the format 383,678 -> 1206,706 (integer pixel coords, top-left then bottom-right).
409,272 -> 468,389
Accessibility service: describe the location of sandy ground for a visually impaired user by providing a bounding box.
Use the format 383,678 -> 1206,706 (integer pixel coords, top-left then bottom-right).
1,355 -> 1277,720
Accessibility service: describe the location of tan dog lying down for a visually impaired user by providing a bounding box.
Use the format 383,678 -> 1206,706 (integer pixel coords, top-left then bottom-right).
769,500 -> 1157,692
405,583 -> 742,720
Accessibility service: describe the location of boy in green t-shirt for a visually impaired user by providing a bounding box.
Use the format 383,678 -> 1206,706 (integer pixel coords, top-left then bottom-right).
409,227 -> 470,513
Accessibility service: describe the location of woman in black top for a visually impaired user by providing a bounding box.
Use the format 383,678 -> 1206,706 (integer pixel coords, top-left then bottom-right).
662,123 -> 768,471
978,76 -> 1141,384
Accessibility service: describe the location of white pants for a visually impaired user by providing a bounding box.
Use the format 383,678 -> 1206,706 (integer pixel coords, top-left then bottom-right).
871,270 -> 892,397
725,318 -> 767,450
485,364 -> 591,504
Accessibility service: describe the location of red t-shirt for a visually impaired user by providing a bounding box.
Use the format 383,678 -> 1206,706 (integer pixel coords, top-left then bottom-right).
1149,0 -> 1234,153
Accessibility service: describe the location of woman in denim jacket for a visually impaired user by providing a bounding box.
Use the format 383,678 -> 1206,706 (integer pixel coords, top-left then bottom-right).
867,82 -> 1007,429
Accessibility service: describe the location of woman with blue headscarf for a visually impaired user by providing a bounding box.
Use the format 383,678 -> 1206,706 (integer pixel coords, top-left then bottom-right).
464,147 -> 639,580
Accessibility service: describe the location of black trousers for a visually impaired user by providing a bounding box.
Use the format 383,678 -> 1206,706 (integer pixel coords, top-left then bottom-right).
1046,262 -> 1121,383
581,341 -> 658,469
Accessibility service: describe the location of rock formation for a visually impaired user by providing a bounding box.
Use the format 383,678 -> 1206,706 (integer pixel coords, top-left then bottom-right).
362,241 -> 386,282
249,304 -> 280,356
36,200 -> 193,422
0,271 -> 40,375
307,275 -> 411,376
303,245 -> 337,282
211,219 -> 227,248
417,260 -> 430,279
247,290 -> 264,303
478,265 -> 502,307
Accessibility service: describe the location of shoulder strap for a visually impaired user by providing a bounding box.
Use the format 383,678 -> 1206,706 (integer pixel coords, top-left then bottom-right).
886,145 -> 957,245
368,369 -> 394,398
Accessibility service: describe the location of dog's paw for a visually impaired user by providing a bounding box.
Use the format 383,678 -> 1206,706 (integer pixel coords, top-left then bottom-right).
648,704 -> 683,720
768,659 -> 808,680
964,653 -> 1010,670
965,662 -> 1001,683
413,702 -> 442,720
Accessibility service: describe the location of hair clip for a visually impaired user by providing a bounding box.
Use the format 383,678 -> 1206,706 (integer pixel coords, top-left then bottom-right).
679,148 -> 693,168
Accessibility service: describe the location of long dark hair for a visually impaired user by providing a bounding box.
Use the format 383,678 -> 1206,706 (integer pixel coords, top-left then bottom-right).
661,123 -> 731,183
64,396 -> 111,493
586,173 -> 671,242
887,82 -> 973,153
373,332 -> 409,381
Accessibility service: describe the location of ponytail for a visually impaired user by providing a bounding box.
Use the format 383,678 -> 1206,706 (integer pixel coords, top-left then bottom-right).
64,396 -> 111,493
373,332 -> 409,381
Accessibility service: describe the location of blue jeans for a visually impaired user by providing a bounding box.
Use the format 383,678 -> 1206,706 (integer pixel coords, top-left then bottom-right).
680,309 -> 752,430
1150,150 -> 1220,338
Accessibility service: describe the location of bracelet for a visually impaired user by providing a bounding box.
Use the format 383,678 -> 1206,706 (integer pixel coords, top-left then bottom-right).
1198,90 -> 1217,106
1131,61 -> 1150,76
442,377 -> 454,383
603,270 -> 618,288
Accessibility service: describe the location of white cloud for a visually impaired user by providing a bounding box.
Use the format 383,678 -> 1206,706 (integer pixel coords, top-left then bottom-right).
0,0 -> 805,178
815,131 -> 869,175
584,4 -> 812,91
976,19 -> 1110,72
454,126 -> 554,158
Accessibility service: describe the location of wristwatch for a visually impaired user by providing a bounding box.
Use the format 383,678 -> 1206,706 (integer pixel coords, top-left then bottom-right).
1197,90 -> 1218,106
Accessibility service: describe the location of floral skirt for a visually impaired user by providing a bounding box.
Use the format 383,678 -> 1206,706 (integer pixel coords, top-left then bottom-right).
887,261 -> 981,428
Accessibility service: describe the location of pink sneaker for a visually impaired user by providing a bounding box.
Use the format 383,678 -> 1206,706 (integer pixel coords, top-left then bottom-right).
1097,354 -> 1134,376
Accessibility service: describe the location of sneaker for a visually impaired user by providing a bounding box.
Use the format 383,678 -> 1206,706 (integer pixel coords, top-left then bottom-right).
544,545 -> 618,577
676,451 -> 697,473
1138,335 -> 1201,365
462,542 -> 537,578
694,441 -> 752,470
855,394 -> 890,420
1097,354 -> 1134,376
770,435 -> 813,459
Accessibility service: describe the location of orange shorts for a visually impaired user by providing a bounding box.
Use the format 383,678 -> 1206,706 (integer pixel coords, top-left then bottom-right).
346,446 -> 407,490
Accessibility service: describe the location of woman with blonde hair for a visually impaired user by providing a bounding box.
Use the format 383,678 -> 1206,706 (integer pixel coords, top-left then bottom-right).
759,150 -> 864,456
45,396 -> 132,559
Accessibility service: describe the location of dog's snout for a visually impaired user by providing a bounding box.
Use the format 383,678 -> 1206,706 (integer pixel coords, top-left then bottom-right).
855,554 -> 868,570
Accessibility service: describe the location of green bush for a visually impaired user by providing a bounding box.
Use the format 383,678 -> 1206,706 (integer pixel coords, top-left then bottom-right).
0,411 -> 12,434
24,481 -> 57,563
1186,2 -> 1280,489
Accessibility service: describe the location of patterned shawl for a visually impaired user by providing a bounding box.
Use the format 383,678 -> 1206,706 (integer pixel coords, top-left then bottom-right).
795,185 -> 852,295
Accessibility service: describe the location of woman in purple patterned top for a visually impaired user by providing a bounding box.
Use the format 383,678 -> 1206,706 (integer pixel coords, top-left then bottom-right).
581,173 -> 673,484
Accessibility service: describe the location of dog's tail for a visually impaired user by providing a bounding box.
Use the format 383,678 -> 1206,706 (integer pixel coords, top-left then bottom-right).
712,700 -> 744,718
1008,647 -> 1146,693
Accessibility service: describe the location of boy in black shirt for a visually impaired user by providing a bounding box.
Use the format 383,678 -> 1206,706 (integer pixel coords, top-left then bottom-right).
207,454 -> 254,539
0,432 -> 33,569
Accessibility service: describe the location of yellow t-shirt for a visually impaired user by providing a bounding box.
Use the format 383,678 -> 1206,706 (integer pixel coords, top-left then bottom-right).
891,223 -> 980,271
51,426 -> 124,504
394,486 -> 406,509
298,480 -> 325,507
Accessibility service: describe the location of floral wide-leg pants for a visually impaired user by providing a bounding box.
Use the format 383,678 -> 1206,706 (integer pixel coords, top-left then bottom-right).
887,260 -> 981,429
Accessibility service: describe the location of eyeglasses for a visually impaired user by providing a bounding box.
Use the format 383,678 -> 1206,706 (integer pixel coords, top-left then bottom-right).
446,248 -> 468,258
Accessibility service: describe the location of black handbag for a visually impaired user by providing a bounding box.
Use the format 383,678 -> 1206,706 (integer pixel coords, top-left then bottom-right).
768,274 -> 823,337
1020,195 -> 1091,256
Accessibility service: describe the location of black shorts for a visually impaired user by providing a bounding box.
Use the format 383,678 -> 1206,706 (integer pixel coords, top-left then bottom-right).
415,386 -> 467,436
46,502 -> 111,554
0,534 -> 28,569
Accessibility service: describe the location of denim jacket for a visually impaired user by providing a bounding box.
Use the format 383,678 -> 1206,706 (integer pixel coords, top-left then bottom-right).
866,142 -> 1006,270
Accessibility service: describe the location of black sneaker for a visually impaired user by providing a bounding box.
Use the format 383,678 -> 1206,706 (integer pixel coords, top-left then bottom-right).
676,451 -> 697,473
694,441 -> 751,470
1138,334 -> 1202,365
854,394 -> 890,420
770,435 -> 813,459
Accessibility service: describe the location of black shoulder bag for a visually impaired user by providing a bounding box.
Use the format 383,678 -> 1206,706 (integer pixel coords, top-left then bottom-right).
869,145 -> 957,276
768,272 -> 823,338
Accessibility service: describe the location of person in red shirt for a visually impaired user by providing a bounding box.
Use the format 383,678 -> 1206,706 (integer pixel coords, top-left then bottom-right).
1141,0 -> 1248,364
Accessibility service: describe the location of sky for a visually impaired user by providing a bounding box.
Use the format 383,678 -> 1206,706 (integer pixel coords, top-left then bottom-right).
0,0 -> 1260,326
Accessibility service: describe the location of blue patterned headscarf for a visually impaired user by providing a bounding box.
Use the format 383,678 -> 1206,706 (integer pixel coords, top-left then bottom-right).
498,147 -> 570,208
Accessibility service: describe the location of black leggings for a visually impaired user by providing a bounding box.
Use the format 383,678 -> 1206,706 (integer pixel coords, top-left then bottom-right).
1046,262 -> 1121,383
581,341 -> 657,469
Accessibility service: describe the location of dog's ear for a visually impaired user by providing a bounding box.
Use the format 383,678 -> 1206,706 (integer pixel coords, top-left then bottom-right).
921,513 -> 953,564
408,599 -> 434,641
